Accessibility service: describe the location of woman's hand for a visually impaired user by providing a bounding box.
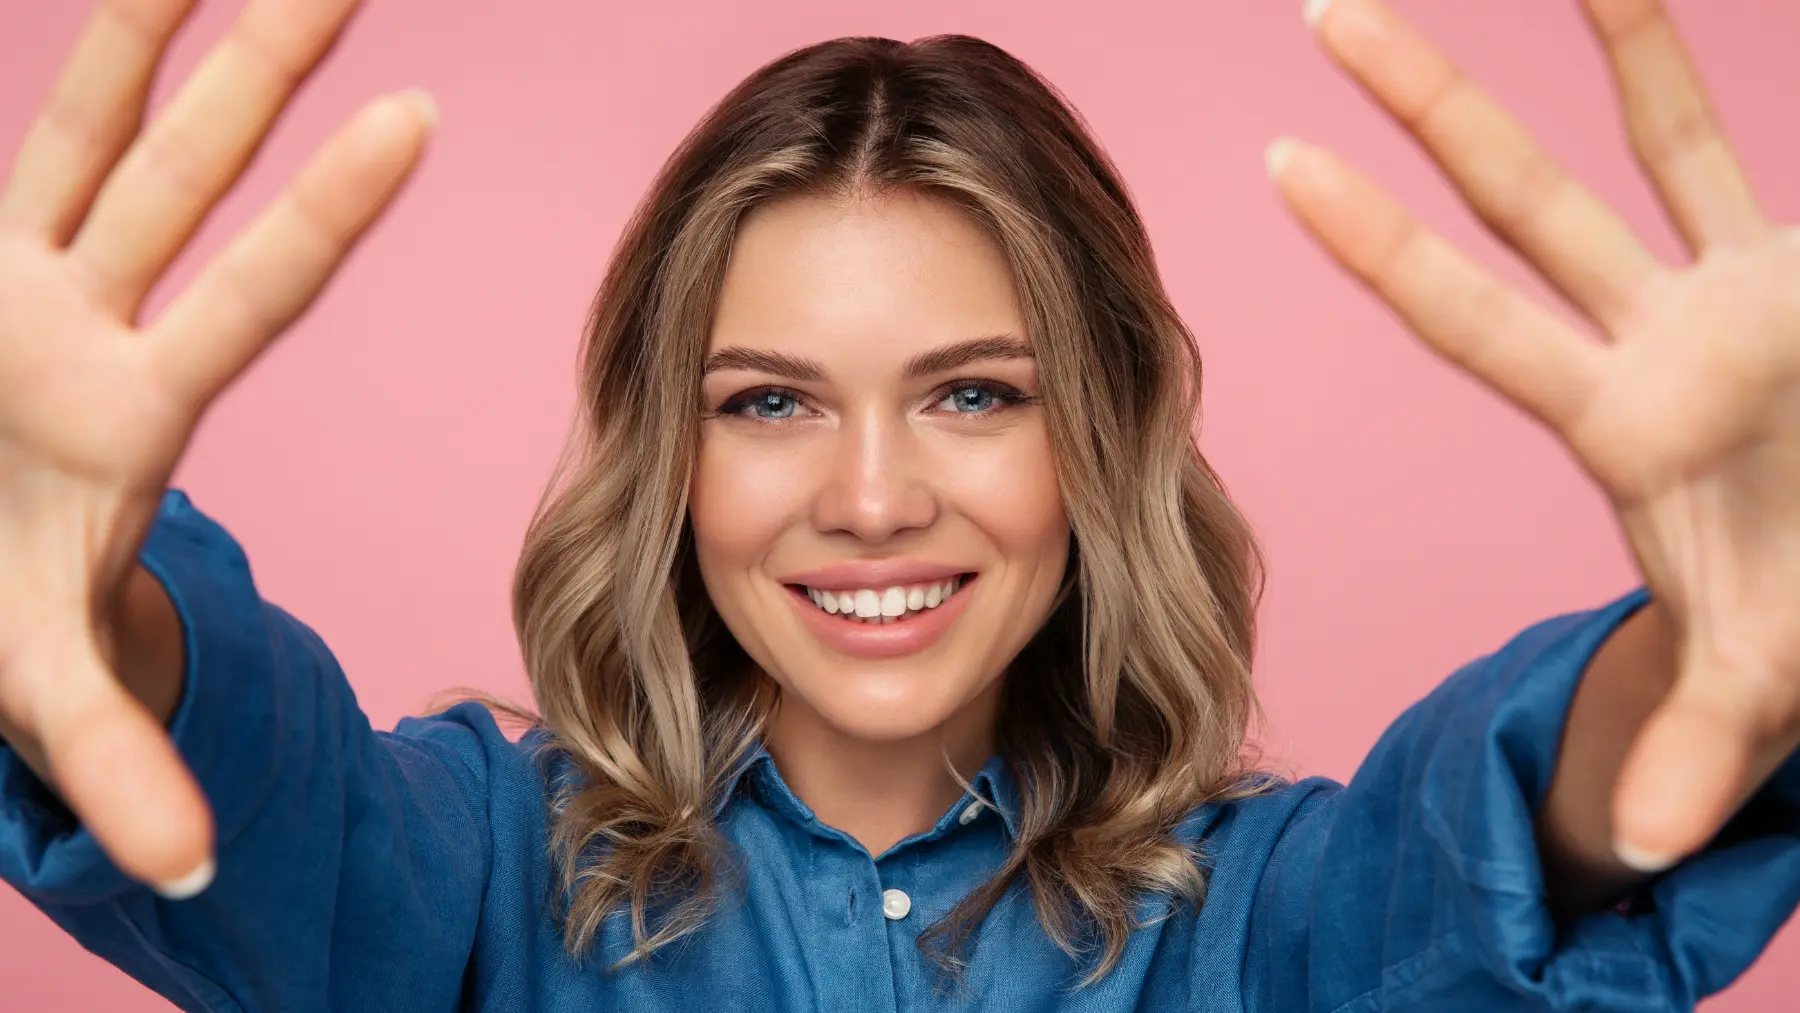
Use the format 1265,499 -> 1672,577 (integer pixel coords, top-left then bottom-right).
1271,0 -> 1800,872
1274,0 -> 1800,874
0,0 -> 433,895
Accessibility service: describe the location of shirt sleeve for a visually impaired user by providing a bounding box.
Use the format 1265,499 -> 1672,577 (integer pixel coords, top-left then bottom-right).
1244,589 -> 1800,1012
0,490 -> 507,1013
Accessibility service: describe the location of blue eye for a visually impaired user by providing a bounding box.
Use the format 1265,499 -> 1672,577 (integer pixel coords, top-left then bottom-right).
715,387 -> 804,421
944,385 -> 996,413
937,381 -> 1036,415
743,391 -> 798,419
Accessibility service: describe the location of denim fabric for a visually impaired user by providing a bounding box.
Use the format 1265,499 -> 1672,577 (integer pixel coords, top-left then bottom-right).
3,489 -> 1797,1011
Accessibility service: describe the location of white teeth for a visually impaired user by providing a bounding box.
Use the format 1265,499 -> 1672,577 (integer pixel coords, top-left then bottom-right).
880,587 -> 907,617
854,589 -> 880,618
804,576 -> 965,621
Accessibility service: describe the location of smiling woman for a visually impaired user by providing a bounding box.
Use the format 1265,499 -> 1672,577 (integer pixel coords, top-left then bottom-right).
2,1 -> 1800,1012
501,43 -> 1262,973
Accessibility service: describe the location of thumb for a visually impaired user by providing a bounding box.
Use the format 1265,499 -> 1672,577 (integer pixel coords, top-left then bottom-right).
1610,655 -> 1771,873
27,630 -> 216,898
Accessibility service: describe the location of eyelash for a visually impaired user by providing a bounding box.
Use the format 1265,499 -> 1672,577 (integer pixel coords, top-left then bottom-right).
707,380 -> 1040,424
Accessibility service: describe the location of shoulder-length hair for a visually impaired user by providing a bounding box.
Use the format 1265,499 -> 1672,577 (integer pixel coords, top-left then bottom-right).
451,33 -> 1266,983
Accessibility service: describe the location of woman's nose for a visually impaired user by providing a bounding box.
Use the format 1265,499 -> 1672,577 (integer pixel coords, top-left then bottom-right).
810,412 -> 939,543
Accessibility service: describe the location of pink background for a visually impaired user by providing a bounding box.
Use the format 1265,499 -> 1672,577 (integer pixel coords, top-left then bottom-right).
3,0 -> 1797,1007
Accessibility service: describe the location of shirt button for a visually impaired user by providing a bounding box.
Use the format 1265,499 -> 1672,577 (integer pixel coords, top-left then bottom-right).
958,801 -> 984,826
881,888 -> 912,921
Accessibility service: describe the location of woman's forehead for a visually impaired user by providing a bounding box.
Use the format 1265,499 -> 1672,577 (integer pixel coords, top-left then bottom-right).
707,192 -> 1028,365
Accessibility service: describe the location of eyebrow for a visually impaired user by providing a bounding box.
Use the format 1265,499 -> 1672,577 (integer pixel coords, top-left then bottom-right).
703,335 -> 1034,381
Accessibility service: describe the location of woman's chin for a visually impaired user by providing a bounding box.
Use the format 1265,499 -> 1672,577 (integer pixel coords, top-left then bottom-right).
818,699 -> 959,743
782,678 -> 977,745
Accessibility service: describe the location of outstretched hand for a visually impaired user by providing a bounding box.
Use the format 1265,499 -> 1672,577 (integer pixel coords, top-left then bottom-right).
1271,0 -> 1800,872
0,0 -> 433,895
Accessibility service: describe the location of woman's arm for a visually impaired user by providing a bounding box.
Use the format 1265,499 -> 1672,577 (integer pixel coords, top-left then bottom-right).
1,491 -> 501,1011
1536,600 -> 1679,916
1236,592 -> 1800,1011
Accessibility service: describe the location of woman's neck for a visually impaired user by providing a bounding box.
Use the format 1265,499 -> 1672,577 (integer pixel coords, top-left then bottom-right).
763,685 -> 998,857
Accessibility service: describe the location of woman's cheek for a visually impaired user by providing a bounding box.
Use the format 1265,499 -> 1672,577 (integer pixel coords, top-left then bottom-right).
692,431 -> 819,569
937,423 -> 1067,547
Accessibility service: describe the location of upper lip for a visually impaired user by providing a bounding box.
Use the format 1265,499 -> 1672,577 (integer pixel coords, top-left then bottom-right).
778,561 -> 975,590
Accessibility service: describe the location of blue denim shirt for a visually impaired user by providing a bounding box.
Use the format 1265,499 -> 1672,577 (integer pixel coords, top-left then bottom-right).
3,490 -> 1798,1011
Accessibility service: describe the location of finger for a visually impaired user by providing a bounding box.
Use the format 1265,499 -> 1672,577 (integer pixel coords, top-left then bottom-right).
27,630 -> 215,896
1609,647 -> 1789,870
1309,0 -> 1661,329
148,91 -> 435,405
0,0 -> 196,243
1268,138 -> 1606,436
69,0 -> 364,319
1581,0 -> 1767,251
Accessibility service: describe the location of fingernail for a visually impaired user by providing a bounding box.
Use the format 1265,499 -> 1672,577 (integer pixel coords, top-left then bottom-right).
1264,137 -> 1298,178
1304,0 -> 1333,28
152,855 -> 215,900
1613,839 -> 1678,875
404,89 -> 439,128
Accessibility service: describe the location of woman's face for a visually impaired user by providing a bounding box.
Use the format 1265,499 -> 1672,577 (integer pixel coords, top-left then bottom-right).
690,191 -> 1070,747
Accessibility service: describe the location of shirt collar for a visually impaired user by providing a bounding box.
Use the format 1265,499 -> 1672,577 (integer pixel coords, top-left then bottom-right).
968,753 -> 1021,838
713,744 -> 1022,840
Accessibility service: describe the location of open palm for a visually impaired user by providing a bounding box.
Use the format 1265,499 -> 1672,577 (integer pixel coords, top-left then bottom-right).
0,0 -> 432,893
1274,0 -> 1800,867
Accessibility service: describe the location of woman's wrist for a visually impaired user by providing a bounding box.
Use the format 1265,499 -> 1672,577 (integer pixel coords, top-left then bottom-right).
102,562 -> 187,731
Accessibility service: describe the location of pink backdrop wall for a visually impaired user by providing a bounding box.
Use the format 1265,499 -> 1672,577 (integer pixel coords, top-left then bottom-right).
3,0 -> 1797,1007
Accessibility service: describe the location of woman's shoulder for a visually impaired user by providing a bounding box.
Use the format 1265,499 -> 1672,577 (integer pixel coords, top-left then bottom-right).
384,700 -> 564,824
1176,773 -> 1345,860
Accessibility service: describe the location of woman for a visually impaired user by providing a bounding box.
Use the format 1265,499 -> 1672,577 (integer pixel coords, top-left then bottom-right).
1,0 -> 1796,1008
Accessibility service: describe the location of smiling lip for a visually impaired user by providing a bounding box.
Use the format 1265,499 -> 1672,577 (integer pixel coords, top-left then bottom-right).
778,561 -> 973,591
785,575 -> 977,660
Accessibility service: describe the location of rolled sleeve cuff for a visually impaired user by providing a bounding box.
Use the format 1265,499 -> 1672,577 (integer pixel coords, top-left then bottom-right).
1417,587 -> 1800,1007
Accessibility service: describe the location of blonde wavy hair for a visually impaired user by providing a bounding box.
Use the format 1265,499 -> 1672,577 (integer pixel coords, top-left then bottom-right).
441,34 -> 1267,983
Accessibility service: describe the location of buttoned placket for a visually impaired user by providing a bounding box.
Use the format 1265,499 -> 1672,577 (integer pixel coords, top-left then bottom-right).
800,830 -> 902,1012
742,759 -> 905,1012
737,754 -> 1017,1013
